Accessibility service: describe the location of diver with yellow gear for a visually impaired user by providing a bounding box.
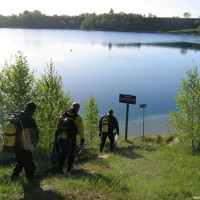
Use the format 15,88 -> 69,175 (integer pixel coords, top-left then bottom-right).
99,109 -> 119,152
10,102 -> 39,181
56,102 -> 85,173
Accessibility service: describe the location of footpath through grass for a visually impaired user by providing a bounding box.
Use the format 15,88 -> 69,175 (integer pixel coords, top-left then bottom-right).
1,136 -> 200,200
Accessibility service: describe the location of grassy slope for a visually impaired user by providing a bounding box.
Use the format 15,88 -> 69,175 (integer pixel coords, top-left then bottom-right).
1,136 -> 200,200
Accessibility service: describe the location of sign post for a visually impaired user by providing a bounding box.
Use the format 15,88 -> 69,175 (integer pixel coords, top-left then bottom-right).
139,104 -> 147,141
119,94 -> 136,140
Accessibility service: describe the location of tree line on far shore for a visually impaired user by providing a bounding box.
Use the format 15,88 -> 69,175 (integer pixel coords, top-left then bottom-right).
0,10 -> 200,32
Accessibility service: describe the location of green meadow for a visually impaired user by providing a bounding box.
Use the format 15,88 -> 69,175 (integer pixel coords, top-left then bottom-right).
1,135 -> 200,200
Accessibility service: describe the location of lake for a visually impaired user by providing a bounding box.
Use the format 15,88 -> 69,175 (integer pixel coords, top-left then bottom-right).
1,28 -> 200,137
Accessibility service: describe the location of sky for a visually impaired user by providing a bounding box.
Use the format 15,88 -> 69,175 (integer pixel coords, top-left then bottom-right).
1,0 -> 200,18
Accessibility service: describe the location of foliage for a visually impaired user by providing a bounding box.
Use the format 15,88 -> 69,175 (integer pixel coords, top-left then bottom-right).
0,10 -> 198,32
109,8 -> 114,15
0,51 -> 103,149
194,19 -> 200,27
83,95 -> 99,144
169,66 -> 200,151
33,60 -> 72,148
0,51 -> 35,131
194,20 -> 200,33
183,12 -> 191,18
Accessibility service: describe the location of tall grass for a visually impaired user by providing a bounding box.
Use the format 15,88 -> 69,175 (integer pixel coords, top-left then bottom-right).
1,136 -> 200,199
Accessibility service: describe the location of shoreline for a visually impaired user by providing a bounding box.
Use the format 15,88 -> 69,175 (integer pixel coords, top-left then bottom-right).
120,114 -> 174,138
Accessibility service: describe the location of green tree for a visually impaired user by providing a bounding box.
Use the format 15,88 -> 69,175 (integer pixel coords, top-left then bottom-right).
33,60 -> 72,148
109,9 -> 114,15
148,13 -> 157,18
80,13 -> 97,29
169,66 -> 200,151
0,51 -> 35,131
194,20 -> 200,33
183,12 -> 191,18
83,95 -> 99,144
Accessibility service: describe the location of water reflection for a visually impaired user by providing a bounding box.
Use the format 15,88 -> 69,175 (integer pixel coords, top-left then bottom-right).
105,42 -> 200,54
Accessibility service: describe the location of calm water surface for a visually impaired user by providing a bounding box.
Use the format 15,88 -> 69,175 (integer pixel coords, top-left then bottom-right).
1,29 -> 200,137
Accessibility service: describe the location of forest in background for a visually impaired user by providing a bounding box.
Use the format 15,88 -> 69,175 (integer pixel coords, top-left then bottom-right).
0,10 -> 200,32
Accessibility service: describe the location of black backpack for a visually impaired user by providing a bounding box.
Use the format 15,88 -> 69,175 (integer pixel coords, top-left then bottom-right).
57,117 -> 78,143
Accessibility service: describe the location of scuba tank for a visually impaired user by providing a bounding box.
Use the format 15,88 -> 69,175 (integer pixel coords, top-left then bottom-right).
102,115 -> 109,133
3,121 -> 17,152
